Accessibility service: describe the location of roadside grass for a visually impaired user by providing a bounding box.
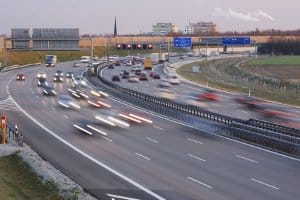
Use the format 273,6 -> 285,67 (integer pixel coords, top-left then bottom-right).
176,58 -> 300,106
248,56 -> 300,65
0,154 -> 62,200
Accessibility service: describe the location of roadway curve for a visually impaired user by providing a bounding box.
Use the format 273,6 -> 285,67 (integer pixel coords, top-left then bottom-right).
102,57 -> 300,127
0,61 -> 299,200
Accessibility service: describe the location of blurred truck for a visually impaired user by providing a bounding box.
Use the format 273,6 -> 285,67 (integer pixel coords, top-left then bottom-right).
144,58 -> 153,70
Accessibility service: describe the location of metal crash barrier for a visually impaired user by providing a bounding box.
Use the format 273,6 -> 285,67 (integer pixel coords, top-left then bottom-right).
88,62 -> 300,157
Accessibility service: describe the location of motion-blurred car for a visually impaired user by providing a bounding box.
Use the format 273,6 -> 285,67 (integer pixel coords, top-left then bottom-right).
37,72 -> 47,79
72,76 -> 87,87
128,74 -> 139,82
37,79 -> 49,87
53,75 -> 64,82
65,72 -> 74,78
58,95 -> 81,109
257,104 -> 296,119
16,74 -> 25,81
197,89 -> 221,101
158,79 -> 171,87
68,88 -> 89,99
152,72 -> 161,79
234,95 -> 262,109
155,88 -> 176,100
112,75 -> 121,82
42,86 -> 56,96
95,110 -> 130,128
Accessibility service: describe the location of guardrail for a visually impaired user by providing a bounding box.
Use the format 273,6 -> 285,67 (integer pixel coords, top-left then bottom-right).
89,62 -> 300,157
0,63 -> 42,73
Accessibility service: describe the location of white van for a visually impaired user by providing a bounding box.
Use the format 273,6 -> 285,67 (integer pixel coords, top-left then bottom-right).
81,56 -> 90,63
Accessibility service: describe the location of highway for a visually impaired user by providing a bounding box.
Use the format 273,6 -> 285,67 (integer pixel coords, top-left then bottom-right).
102,58 -> 300,126
0,61 -> 300,200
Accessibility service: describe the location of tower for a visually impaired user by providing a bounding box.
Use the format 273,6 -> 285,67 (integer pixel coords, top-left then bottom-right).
114,16 -> 117,37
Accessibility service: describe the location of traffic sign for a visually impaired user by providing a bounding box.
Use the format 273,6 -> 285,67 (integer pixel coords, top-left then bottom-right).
174,37 -> 192,48
222,37 -> 250,46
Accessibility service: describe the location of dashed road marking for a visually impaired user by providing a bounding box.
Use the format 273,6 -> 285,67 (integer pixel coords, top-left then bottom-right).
187,138 -> 203,144
187,153 -> 206,162
251,178 -> 279,190
135,153 -> 151,161
235,155 -> 258,163
187,177 -> 213,189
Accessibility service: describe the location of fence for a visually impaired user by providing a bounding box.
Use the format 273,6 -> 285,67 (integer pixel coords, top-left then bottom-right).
196,57 -> 300,102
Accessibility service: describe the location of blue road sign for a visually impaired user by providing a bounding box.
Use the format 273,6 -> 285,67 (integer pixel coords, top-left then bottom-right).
174,37 -> 192,48
222,37 -> 251,46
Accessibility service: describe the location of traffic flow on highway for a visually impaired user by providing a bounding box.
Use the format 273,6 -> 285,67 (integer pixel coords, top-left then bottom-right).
0,55 -> 299,200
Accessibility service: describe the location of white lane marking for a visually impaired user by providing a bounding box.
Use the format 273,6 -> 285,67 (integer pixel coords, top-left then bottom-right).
97,77 -> 300,162
9,95 -> 165,200
102,136 -> 113,142
235,155 -> 258,163
135,153 -> 151,161
64,115 -> 69,119
187,138 -> 203,144
87,125 -> 108,136
147,137 -> 159,144
32,91 -> 34,95
107,193 -> 140,200
250,178 -> 280,190
187,154 -> 206,162
187,177 -> 213,189
51,107 -> 56,111
36,95 -> 40,99
153,125 -> 165,131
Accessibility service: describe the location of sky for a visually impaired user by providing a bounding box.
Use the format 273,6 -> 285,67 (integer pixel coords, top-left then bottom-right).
0,0 -> 299,35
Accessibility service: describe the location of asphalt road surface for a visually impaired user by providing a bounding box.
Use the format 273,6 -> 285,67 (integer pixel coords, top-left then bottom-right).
0,61 -> 299,200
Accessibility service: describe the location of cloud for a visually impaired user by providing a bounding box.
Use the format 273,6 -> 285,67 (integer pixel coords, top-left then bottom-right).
213,8 -> 274,22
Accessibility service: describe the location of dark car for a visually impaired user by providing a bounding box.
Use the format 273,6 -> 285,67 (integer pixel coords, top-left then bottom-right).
16,74 -> 25,81
37,79 -> 49,87
121,71 -> 129,78
53,75 -> 64,82
139,72 -> 148,81
42,86 -> 57,96
234,95 -> 262,109
153,73 -> 161,79
108,64 -> 114,69
66,72 -> 74,79
112,75 -> 121,82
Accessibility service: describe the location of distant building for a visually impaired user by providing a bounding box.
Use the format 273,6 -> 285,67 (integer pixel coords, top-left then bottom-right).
152,23 -> 178,36
184,22 -> 218,35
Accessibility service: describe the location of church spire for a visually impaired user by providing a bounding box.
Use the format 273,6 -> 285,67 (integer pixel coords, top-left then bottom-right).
114,16 -> 117,37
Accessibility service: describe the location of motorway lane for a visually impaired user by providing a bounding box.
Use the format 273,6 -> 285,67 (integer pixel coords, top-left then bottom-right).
103,62 -> 300,125
1,62 -> 300,199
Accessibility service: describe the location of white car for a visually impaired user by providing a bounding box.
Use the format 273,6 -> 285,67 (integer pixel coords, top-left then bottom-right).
58,95 -> 81,109
37,72 -> 47,79
158,79 -> 171,87
72,76 -> 87,87
155,88 -> 176,100
128,74 -> 139,82
168,75 -> 181,84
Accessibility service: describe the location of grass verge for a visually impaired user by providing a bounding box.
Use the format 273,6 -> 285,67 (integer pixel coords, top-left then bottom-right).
0,154 -> 62,200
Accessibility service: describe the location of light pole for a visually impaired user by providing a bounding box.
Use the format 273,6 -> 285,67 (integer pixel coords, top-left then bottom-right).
90,37 -> 94,62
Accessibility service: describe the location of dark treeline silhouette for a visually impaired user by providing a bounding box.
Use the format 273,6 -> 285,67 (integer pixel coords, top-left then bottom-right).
258,37 -> 300,55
